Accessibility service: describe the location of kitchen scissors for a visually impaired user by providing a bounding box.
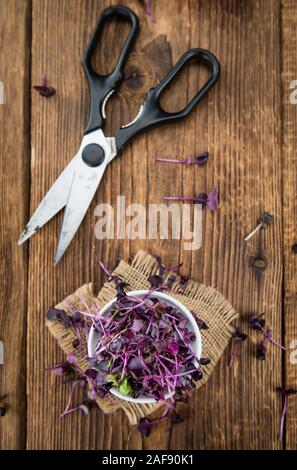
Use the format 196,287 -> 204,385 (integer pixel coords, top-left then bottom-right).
18,4 -> 220,264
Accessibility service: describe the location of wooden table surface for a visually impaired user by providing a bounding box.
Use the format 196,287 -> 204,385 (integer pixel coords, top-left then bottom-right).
1,0 -> 297,450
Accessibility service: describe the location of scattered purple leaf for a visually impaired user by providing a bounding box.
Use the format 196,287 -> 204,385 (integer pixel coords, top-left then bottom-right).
148,273 -> 164,287
163,188 -> 219,212
249,314 -> 286,356
156,151 -> 209,166
249,314 -> 266,330
138,0 -> 155,22
194,152 -> 209,165
33,73 -> 56,97
277,387 -> 297,443
229,327 -> 248,368
199,357 -> 211,366
99,260 -> 121,283
207,188 -> 219,212
66,354 -> 77,365
192,314 -> 208,330
138,418 -> 151,437
256,342 -> 267,361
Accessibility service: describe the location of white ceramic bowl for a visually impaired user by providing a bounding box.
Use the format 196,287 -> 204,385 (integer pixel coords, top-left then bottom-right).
87,290 -> 202,404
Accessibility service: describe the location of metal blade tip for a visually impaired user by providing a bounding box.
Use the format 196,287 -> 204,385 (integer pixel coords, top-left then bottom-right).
54,247 -> 65,266
18,236 -> 24,246
18,230 -> 30,246
54,255 -> 61,266
18,223 -> 40,246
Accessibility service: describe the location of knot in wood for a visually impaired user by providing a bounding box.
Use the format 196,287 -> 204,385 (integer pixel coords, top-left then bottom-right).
249,255 -> 268,272
122,53 -> 153,96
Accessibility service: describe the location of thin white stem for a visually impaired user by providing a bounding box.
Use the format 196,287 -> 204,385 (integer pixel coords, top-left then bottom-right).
244,223 -> 263,241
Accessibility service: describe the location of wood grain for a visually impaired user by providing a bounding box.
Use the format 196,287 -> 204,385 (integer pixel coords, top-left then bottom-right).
0,0 -> 294,450
281,0 -> 297,451
27,0 -> 284,450
0,0 -> 30,450
162,0 -> 284,450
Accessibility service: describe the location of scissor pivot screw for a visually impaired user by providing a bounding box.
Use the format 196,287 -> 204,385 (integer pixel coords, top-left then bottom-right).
82,143 -> 105,167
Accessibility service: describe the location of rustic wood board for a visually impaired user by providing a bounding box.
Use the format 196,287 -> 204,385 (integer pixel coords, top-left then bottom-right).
0,0 -> 296,450
0,0 -> 30,450
281,0 -> 297,451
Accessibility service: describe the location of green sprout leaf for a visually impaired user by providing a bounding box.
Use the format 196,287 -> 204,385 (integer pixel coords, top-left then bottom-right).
106,374 -> 117,386
118,376 -> 133,396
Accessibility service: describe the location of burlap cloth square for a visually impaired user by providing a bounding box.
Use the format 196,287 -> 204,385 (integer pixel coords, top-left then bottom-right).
46,250 -> 238,425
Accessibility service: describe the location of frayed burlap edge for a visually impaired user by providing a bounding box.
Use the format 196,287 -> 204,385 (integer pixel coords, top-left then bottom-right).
46,250 -> 238,425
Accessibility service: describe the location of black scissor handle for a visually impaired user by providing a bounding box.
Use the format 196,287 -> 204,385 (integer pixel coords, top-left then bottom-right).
83,5 -> 139,135
115,49 -> 220,150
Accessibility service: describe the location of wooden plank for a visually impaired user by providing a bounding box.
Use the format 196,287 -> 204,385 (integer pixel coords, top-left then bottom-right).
27,0 -> 145,450
281,0 -> 297,451
27,0 -> 284,450
168,0 -> 283,450
0,0 -> 30,450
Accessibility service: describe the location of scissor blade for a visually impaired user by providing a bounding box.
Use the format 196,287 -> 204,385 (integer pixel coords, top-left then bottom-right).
18,155 -> 79,245
54,159 -> 108,265
106,137 -> 117,163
